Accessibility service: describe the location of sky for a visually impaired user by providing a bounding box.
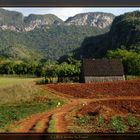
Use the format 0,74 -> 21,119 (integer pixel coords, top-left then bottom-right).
3,7 -> 140,21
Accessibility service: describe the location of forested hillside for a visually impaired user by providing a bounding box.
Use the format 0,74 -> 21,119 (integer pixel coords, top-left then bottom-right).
74,11 -> 140,59
73,11 -> 140,76
0,25 -> 109,60
0,8 -> 115,61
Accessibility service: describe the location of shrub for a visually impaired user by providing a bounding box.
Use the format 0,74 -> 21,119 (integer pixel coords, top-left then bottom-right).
109,116 -> 128,133
76,115 -> 90,125
127,114 -> 138,127
96,116 -> 104,127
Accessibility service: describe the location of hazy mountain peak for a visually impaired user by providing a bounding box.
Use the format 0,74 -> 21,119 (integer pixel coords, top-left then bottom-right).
0,9 -> 64,31
0,9 -> 115,31
65,12 -> 115,28
24,13 -> 64,31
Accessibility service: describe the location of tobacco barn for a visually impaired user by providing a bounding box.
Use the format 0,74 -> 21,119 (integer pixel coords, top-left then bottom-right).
80,59 -> 125,83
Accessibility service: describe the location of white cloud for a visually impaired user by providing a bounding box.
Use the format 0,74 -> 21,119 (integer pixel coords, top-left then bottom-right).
3,7 -> 140,21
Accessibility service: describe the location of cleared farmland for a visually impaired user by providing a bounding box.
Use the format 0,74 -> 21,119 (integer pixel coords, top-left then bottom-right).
0,78 -> 140,133
46,79 -> 140,133
46,80 -> 140,98
67,100 -> 140,133
76,100 -> 140,119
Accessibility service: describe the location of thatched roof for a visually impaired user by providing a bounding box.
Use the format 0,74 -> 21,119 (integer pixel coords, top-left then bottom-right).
82,59 -> 124,76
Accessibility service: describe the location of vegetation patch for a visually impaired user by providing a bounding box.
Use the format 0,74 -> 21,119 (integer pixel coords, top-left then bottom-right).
0,98 -> 65,131
127,114 -> 138,127
96,115 -> 105,127
76,115 -> 90,126
47,115 -> 56,133
108,116 -> 128,133
70,105 -> 140,133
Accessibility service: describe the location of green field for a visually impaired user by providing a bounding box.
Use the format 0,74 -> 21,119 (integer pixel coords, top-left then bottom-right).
0,77 -> 66,132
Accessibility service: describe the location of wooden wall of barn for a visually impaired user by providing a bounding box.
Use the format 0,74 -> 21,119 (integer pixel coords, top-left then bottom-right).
84,76 -> 125,83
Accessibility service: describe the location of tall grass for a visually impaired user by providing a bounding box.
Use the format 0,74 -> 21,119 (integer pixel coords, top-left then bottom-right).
0,77 -> 40,105
0,77 -> 36,87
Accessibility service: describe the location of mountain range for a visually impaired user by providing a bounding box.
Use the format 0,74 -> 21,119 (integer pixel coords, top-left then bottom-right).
0,9 -> 115,32
0,8 -> 139,61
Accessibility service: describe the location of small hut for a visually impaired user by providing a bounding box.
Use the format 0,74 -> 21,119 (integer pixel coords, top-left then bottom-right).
80,59 -> 125,83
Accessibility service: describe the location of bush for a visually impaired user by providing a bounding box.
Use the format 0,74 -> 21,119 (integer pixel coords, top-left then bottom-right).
127,114 -> 138,127
109,116 -> 128,133
96,116 -> 104,127
76,115 -> 90,125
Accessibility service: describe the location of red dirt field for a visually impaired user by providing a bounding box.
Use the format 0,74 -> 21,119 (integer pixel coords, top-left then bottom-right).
46,80 -> 140,98
4,79 -> 140,133
76,100 -> 140,119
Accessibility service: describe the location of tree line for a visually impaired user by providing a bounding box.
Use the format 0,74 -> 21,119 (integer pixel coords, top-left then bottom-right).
0,49 -> 140,81
0,58 -> 81,79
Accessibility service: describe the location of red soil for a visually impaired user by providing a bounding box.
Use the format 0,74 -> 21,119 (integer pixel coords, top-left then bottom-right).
11,100 -> 79,133
76,100 -> 140,120
7,80 -> 140,133
46,80 -> 140,98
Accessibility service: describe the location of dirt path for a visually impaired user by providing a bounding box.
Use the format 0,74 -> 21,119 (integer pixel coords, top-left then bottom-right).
79,96 -> 140,102
54,101 -> 79,133
11,99 -> 80,133
8,95 -> 140,133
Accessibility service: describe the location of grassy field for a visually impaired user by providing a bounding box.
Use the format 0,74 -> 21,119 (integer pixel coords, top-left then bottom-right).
0,77 -> 35,86
0,77 -> 66,132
